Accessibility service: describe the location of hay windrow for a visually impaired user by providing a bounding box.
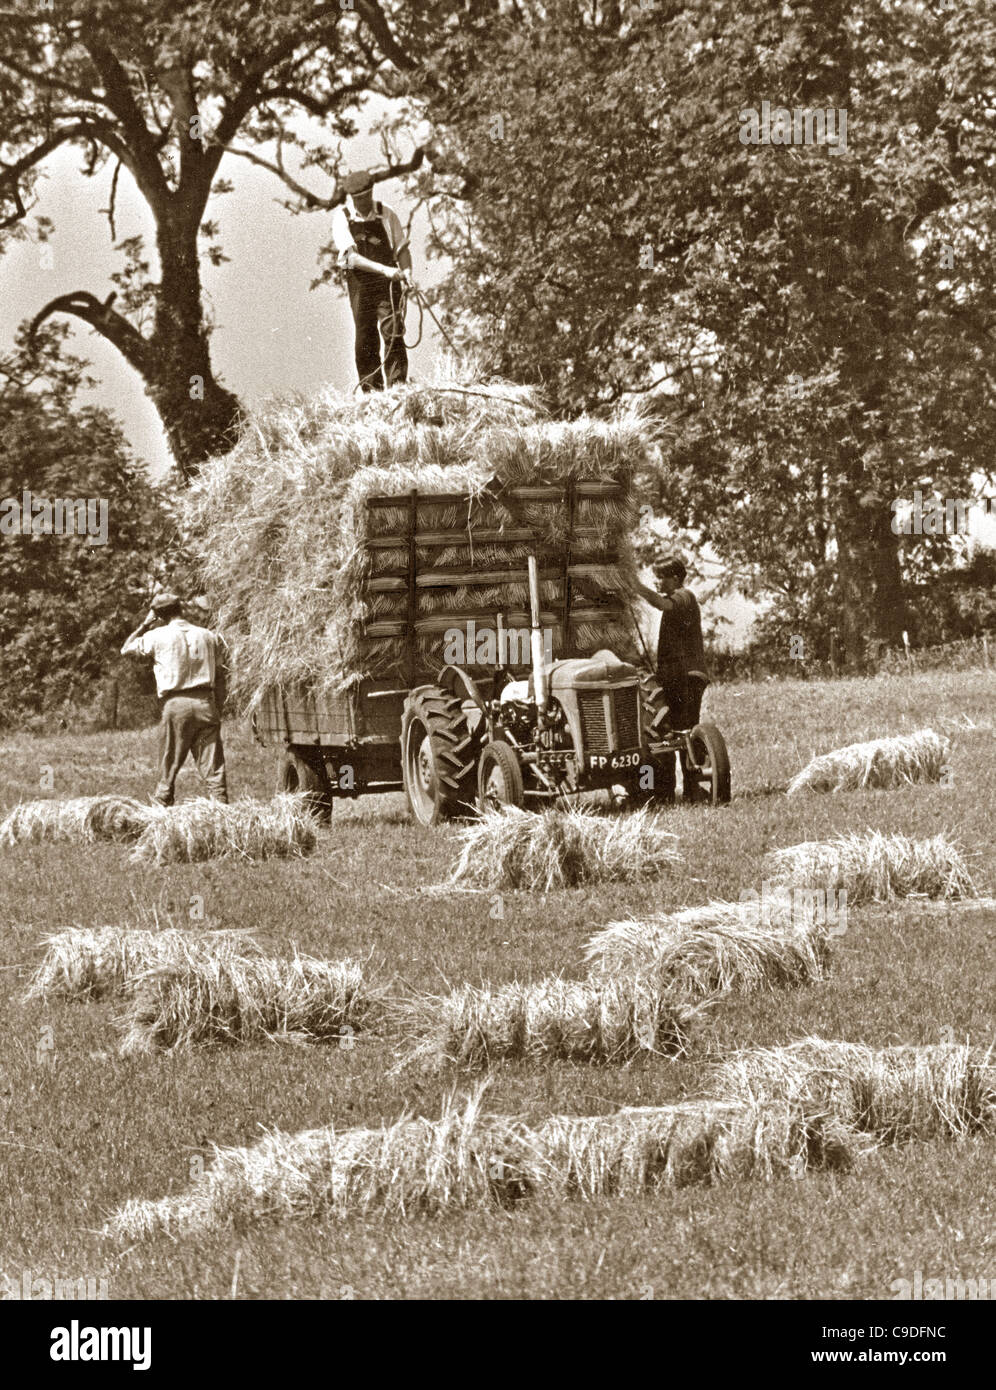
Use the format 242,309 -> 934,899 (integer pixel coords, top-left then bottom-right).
450,805 -> 680,891
129,794 -> 317,865
23,926 -> 260,1003
403,975 -> 696,1070
583,899 -> 830,997
0,795 -> 157,849
787,728 -> 950,794
116,952 -> 378,1053
104,1088 -> 863,1241
713,1038 -> 996,1143
182,377 -> 654,708
763,832 -> 977,903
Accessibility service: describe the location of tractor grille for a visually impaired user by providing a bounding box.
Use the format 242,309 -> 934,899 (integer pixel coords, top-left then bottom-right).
613,687 -> 641,750
578,687 -> 641,754
578,693 -> 610,754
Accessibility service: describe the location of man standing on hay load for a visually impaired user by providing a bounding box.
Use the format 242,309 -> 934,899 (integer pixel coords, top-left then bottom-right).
121,592 -> 230,806
331,169 -> 412,392
622,558 -> 709,729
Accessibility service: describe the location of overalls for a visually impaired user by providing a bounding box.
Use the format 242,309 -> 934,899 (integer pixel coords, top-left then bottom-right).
345,205 -> 408,391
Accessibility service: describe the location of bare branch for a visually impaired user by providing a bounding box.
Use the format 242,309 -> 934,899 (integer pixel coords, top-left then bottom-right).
0,124 -> 114,226
354,0 -> 417,72
256,78 -> 372,116
80,38 -> 170,207
99,159 -> 122,239
218,141 -> 428,208
0,53 -> 104,105
30,290 -> 151,375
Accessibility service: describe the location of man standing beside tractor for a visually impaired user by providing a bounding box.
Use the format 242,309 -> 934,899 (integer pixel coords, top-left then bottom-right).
331,169 -> 412,392
630,556 -> 710,730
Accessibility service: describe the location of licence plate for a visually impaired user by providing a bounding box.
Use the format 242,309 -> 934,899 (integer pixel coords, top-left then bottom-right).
588,749 -> 641,772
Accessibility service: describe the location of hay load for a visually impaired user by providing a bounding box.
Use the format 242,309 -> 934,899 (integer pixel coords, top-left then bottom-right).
183,379 -> 653,709
787,729 -> 949,795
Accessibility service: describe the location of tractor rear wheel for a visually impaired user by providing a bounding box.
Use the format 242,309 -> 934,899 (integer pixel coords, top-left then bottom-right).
478,740 -> 525,812
277,748 -> 333,822
631,674 -> 675,804
681,723 -> 731,805
401,686 -> 477,826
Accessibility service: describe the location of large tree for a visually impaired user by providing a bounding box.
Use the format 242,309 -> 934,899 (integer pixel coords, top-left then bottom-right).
0,0 -> 428,475
409,0 -> 996,662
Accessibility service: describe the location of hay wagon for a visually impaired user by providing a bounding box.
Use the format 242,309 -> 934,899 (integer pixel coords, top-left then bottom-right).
252,475 -> 731,823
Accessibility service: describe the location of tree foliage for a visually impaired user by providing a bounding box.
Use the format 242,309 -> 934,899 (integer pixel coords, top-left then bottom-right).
409,0 -> 996,662
0,322 -> 175,727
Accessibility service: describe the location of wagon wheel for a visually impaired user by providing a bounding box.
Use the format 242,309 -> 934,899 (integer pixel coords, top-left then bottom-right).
277,748 -> 333,822
681,723 -> 731,805
478,740 -> 525,812
401,685 -> 477,826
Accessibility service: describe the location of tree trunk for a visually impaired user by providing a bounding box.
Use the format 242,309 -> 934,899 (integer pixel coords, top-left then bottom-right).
835,491 -> 909,667
151,215 -> 242,477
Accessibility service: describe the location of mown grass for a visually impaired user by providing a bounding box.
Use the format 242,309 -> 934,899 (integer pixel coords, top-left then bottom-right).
0,667 -> 993,1299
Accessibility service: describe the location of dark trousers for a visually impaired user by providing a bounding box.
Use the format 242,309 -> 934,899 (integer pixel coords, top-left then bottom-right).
346,275 -> 408,392
154,694 -> 228,805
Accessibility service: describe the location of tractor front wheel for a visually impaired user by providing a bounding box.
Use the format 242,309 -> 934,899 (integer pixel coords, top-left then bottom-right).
401,686 -> 477,826
681,723 -> 731,805
477,740 -> 525,812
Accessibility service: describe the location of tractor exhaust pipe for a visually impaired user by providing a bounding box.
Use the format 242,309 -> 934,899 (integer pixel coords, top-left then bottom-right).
527,553 -> 548,713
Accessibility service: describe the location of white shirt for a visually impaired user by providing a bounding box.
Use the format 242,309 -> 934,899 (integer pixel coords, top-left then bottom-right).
330,197 -> 407,270
122,618 -> 227,698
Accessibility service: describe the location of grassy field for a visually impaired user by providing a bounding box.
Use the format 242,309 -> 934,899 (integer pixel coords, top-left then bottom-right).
1,667 -> 993,1300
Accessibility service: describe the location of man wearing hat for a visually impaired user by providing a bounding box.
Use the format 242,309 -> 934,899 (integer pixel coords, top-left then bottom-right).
614,557 -> 709,728
121,592 -> 229,805
331,169 -> 412,391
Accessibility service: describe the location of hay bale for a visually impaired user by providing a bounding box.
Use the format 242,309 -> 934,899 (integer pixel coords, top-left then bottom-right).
450,804 -> 680,891
129,794 -> 317,865
763,832 -> 977,904
0,795 -> 156,849
787,728 -> 949,795
532,1099 -> 861,1198
583,899 -> 830,997
713,1038 -> 996,1143
104,1088 -> 863,1241
182,377 -> 653,708
23,926 -> 259,1003
116,951 -> 377,1053
404,975 -> 695,1069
